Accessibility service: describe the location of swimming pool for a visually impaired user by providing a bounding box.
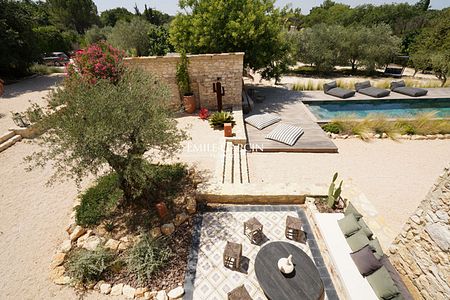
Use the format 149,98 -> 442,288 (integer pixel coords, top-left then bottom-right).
304,98 -> 450,120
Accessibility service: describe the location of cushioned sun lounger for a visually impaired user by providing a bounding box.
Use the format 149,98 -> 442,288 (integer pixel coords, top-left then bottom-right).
390,80 -> 427,97
355,81 -> 390,98
324,81 -> 355,99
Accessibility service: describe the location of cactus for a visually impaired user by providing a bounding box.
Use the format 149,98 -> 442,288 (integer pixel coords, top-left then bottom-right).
327,172 -> 343,208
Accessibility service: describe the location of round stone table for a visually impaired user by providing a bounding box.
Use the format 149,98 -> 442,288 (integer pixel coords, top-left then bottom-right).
255,241 -> 324,300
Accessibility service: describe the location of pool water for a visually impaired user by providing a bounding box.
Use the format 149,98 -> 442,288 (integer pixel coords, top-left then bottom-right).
304,98 -> 450,120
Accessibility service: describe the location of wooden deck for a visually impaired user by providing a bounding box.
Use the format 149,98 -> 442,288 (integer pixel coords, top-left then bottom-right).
245,86 -> 338,153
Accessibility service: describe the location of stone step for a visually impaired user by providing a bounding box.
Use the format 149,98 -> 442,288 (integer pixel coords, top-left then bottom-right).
0,135 -> 22,152
0,131 -> 15,144
223,142 -> 234,184
240,145 -> 250,183
197,182 -> 329,204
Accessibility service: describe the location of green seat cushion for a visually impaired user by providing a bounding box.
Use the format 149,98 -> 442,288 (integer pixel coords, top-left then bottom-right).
358,218 -> 374,239
367,266 -> 401,299
369,238 -> 384,259
338,214 -> 361,237
345,202 -> 363,220
346,229 -> 370,252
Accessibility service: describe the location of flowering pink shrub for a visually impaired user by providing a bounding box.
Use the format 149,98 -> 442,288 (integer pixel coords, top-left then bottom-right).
67,42 -> 125,84
198,108 -> 209,120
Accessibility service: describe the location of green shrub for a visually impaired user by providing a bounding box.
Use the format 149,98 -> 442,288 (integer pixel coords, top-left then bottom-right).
208,111 -> 235,128
75,172 -> 123,226
321,122 -> 342,134
126,235 -> 172,284
66,247 -> 114,284
144,163 -> 188,200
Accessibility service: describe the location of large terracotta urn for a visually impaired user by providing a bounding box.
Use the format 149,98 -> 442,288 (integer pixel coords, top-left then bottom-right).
183,94 -> 196,114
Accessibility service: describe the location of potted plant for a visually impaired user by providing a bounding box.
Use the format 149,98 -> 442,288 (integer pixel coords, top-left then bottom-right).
176,52 -> 196,113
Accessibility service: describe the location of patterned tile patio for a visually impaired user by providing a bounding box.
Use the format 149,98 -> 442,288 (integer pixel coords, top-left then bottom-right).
183,205 -> 339,300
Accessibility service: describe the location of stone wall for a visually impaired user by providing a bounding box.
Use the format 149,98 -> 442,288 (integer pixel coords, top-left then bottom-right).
389,166 -> 450,299
125,53 -> 244,110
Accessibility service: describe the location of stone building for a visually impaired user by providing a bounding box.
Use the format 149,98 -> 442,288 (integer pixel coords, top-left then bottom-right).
389,166 -> 450,299
125,52 -> 244,110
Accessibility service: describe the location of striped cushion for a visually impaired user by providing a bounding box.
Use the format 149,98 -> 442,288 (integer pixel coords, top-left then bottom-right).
245,114 -> 281,130
265,124 -> 304,146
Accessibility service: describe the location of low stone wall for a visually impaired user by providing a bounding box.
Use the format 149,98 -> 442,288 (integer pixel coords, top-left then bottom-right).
389,166 -> 450,299
125,53 -> 244,110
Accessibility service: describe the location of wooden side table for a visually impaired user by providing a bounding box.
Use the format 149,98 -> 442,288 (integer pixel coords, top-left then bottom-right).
285,215 -> 306,243
228,284 -> 252,300
244,217 -> 263,244
223,241 -> 242,270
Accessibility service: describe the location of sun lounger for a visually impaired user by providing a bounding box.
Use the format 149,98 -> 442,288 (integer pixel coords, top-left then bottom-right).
324,81 -> 355,99
390,80 -> 427,97
355,81 -> 390,98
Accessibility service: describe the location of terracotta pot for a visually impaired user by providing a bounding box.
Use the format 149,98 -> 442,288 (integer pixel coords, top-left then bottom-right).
224,123 -> 233,137
183,94 -> 196,113
155,202 -> 168,219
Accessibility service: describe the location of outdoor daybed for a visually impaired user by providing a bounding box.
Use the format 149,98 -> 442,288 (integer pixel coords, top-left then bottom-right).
390,80 -> 428,97
355,81 -> 390,98
323,81 -> 355,99
315,204 -> 413,300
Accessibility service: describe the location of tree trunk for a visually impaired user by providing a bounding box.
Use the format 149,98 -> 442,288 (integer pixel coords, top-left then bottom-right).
351,60 -> 357,72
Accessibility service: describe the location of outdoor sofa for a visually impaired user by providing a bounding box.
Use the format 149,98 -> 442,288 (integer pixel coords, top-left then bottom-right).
390,80 -> 428,97
315,204 -> 413,300
323,81 -> 355,99
355,81 -> 390,98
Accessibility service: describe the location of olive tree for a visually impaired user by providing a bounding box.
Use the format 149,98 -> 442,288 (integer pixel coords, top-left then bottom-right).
410,8 -> 450,86
27,67 -> 186,204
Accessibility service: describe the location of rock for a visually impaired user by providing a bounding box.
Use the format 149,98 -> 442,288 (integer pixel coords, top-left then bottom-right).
105,239 -> 121,251
117,242 -> 129,251
330,133 -> 337,139
50,253 -> 66,269
60,240 -> 72,253
135,287 -> 149,297
435,210 -> 449,222
436,134 -> 445,139
150,227 -> 162,239
381,133 -> 388,139
156,290 -> 168,300
94,280 -> 105,290
82,236 -> 102,251
374,134 -> 381,139
66,223 -> 77,235
444,134 -> 450,139
54,276 -> 71,285
167,286 -> 184,299
389,245 -> 398,254
96,224 -> 108,237
69,226 -> 86,241
411,135 -> 426,140
341,134 -> 349,139
426,135 -> 436,140
110,283 -> 124,296
186,197 -> 197,214
161,223 -> 175,236
145,291 -> 158,300
100,283 -> 112,294
76,230 -> 93,247
410,215 -> 421,225
425,223 -> 450,251
174,213 -> 189,226
50,266 -> 65,280
123,284 -> 136,299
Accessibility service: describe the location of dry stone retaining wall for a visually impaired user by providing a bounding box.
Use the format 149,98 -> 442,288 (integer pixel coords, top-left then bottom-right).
125,53 -> 244,110
389,166 -> 450,299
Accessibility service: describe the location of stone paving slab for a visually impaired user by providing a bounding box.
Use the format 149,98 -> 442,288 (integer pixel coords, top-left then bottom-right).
183,205 -> 338,300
